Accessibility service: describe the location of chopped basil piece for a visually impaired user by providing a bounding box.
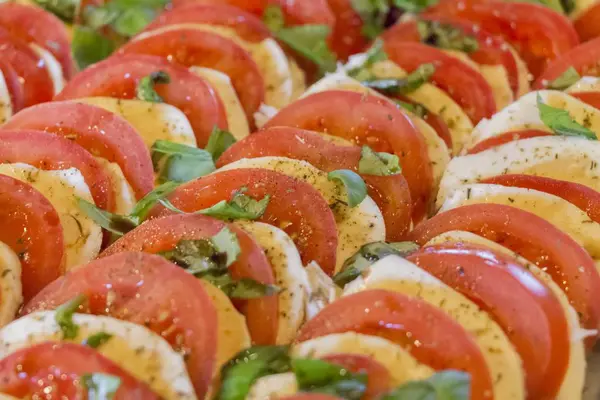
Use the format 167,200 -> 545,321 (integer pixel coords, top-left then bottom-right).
136,71 -> 170,103
33,0 -> 78,22
129,181 -> 181,221
537,94 -> 597,140
262,3 -> 285,32
347,39 -> 388,81
161,238 -> 228,274
333,241 -> 420,286
84,332 -> 113,349
350,0 -> 390,39
205,127 -> 237,162
417,20 -> 479,53
210,226 -> 241,267
395,99 -> 427,118
196,189 -> 271,221
293,358 -> 367,400
82,373 -> 121,400
328,170 -> 368,208
151,140 -> 216,184
358,146 -> 401,176
560,0 -> 576,13
392,0 -> 439,12
362,63 -> 435,95
71,26 -> 117,70
216,345 -> 292,400
55,294 -> 87,339
547,67 -> 581,90
203,273 -> 280,299
380,370 -> 470,400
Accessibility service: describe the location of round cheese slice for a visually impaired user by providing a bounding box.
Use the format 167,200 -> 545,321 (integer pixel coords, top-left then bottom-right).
93,156 -> 136,215
0,69 -> 12,125
0,242 -> 22,328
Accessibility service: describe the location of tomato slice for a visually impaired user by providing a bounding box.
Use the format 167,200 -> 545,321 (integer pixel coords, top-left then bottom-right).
102,214 -> 278,345
424,0 -> 579,77
466,129 -> 552,154
0,57 -> 24,113
0,342 -> 159,399
118,28 -> 264,123
0,27 -> 53,107
263,90 -> 432,223
570,91 -> 600,109
217,127 -> 413,241
3,101 -> 154,200
407,244 -> 570,399
393,95 -> 453,149
0,2 -> 74,79
0,129 -> 114,212
321,354 -> 392,399
325,0 -> 369,61
55,54 -> 228,148
22,252 -> 219,398
0,174 -> 63,301
574,3 -> 600,42
382,40 -> 496,124
407,203 -> 600,338
296,289 -> 493,400
143,3 -> 271,42
152,168 -> 338,275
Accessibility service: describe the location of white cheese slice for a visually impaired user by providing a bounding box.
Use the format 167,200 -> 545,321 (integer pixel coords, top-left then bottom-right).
0,70 -> 12,124
29,42 -> 65,95
304,261 -> 340,321
93,157 -> 136,215
0,242 -> 22,328
566,76 -> 600,93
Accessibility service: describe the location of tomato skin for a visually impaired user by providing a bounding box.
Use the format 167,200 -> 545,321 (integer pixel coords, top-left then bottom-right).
152,168 -> 339,275
296,289 -> 493,400
322,354 -> 392,399
392,95 -> 453,149
574,3 -> 600,42
0,57 -> 24,113
22,252 -> 219,398
407,244 -> 570,399
0,342 -> 159,399
0,175 -> 63,301
217,127 -> 413,241
466,130 -> 552,154
55,54 -> 228,148
407,203 -> 600,341
570,91 -> 600,109
263,90 -> 432,223
102,214 -> 278,345
382,40 -> 497,124
325,0 -> 369,61
3,101 -> 155,200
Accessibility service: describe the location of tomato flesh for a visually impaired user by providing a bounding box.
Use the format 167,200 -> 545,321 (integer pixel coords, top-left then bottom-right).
570,91 -> 600,109
574,3 -> 600,42
322,354 -> 392,399
467,129 -> 552,154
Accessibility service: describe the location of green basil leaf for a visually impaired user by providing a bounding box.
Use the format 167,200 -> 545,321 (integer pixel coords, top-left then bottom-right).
333,241 -> 419,286
381,370 -> 470,400
547,66 -> 581,90
136,71 -> 170,103
537,94 -> 597,140
151,140 -> 216,183
394,99 -> 427,118
84,332 -> 113,349
203,273 -> 280,299
82,373 -> 121,400
34,0 -> 79,22
276,24 -> 337,74
392,0 -> 439,12
358,146 -> 401,176
111,7 -> 155,37
346,39 -> 387,81
217,345 -> 292,400
55,294 -> 87,339
130,181 -> 181,221
77,198 -> 138,236
293,358 -> 367,400
523,0 -> 568,13
205,127 -> 237,161
327,170 -> 367,208
362,63 -> 435,95
160,238 -> 226,275
197,190 -> 270,221
210,226 -> 241,267
71,26 -> 116,70
262,4 -> 285,32
418,20 -> 479,53
350,0 -> 390,39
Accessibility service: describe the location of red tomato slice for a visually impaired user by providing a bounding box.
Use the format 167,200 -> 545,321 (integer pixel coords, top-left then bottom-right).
482,174 -> 600,224
171,0 -> 267,15
407,244 -> 570,399
263,90 -> 432,222
0,27 -> 53,108
142,3 -> 271,42
407,203 -> 600,339
0,175 -> 63,301
296,289 -> 493,400
118,28 -> 264,123
0,129 -> 114,212
274,0 -> 334,27
393,95 -> 453,149
321,354 -> 392,399
102,214 -> 278,345
570,91 -> 600,109
3,101 -> 154,200
382,40 -> 496,124
325,0 -> 369,61
0,342 -> 159,399
22,252 -> 219,398
55,54 -> 228,148
424,0 -> 579,77
151,168 -> 339,275
466,129 -> 552,154
217,127 -> 413,241
0,57 -> 24,114
0,3 -> 74,79
574,3 -> 600,42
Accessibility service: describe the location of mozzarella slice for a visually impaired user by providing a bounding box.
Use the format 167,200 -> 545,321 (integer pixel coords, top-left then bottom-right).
0,163 -> 102,270
289,58 -> 307,101
188,67 -> 249,140
425,231 -> 588,400
93,156 -> 136,215
0,312 -> 196,400
247,373 -> 298,400
343,255 -> 526,400
29,42 -> 65,95
566,76 -> 600,93
75,97 -> 197,148
438,183 -> 600,259
438,136 -> 600,202
234,221 -> 308,344
0,242 -> 22,328
218,157 -> 386,274
467,90 -> 600,149
0,70 -> 12,124
304,261 -> 340,321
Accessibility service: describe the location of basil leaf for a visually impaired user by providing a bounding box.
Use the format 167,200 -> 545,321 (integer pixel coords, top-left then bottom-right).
84,332 -> 113,349
560,0 -> 576,13
333,241 -> 419,286
77,198 -> 138,236
547,67 -> 581,90
111,7 -> 155,37
327,170 -> 367,208
358,146 -> 401,176
395,99 -> 427,118
276,25 -> 337,74
136,71 -> 170,103
211,226 -> 241,267
71,26 -> 117,70
418,20 -> 479,53
392,0 -> 439,12
151,140 -> 216,184
33,0 -> 78,22
347,39 -> 388,81
262,4 -> 285,32
293,358 -> 367,400
526,0 -> 568,13
129,181 -> 181,221
217,345 -> 292,400
82,373 -> 121,400
161,238 -> 226,274
350,0 -> 390,39
197,190 -> 270,221
381,370 -> 470,400
537,94 -> 597,140
205,127 -> 237,162
55,294 -> 87,339
362,63 -> 435,95
203,273 -> 280,299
